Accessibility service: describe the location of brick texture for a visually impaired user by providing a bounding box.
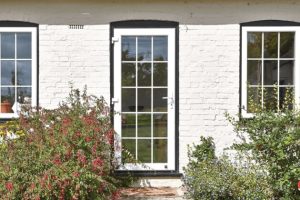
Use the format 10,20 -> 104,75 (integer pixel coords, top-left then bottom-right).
178,24 -> 240,171
39,25 -> 110,108
38,24 -> 240,185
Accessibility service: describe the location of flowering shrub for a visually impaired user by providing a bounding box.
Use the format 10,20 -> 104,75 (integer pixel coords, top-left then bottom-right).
183,137 -> 273,200
0,120 -> 25,139
227,109 -> 300,199
0,87 -> 133,199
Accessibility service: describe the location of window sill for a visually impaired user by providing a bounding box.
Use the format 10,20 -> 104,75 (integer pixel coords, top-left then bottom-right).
115,170 -> 182,177
0,113 -> 18,119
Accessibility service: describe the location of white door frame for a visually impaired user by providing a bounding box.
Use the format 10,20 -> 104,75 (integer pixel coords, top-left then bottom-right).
113,28 -> 175,171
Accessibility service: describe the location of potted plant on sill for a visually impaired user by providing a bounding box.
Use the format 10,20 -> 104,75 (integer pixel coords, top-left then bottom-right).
1,100 -> 12,113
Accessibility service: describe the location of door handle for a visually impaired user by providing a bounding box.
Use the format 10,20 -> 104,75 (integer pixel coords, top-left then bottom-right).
162,96 -> 174,109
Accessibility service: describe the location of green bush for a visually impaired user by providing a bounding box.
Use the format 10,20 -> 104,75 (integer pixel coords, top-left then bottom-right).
183,136 -> 273,200
0,87 -> 132,200
227,109 -> 300,199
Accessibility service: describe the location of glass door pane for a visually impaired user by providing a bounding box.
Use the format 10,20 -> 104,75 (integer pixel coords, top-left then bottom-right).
121,35 -> 168,164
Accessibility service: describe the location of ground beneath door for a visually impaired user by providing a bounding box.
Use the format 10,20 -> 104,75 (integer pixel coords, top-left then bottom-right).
120,187 -> 186,200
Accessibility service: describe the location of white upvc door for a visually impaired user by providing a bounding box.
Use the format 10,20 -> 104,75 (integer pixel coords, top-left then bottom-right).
113,28 -> 175,171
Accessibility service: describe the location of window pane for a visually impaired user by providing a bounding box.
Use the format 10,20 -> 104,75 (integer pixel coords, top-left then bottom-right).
1,87 -> 15,113
247,87 -> 262,113
153,139 -> 167,163
122,36 -> 136,61
138,63 -> 151,86
122,88 -> 136,112
138,37 -> 151,61
1,60 -> 15,85
122,114 -> 136,137
17,61 -> 31,86
264,61 -> 278,85
122,63 -> 136,86
17,87 -> 31,104
153,63 -> 167,86
138,88 -> 151,112
1,33 -> 15,59
138,139 -> 151,163
264,32 -> 278,58
153,88 -> 167,112
153,114 -> 167,137
280,60 -> 293,85
138,114 -> 151,137
280,32 -> 294,58
279,87 -> 294,110
263,87 -> 278,111
247,60 -> 262,85
247,32 -> 262,58
17,33 -> 31,59
153,36 -> 168,61
122,139 -> 136,162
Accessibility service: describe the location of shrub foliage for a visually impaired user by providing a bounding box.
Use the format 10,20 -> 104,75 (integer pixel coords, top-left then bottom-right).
0,87 -> 130,200
227,109 -> 300,199
183,136 -> 273,200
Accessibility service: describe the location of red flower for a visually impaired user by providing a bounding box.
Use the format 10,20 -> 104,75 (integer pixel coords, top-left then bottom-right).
111,190 -> 121,200
62,118 -> 71,135
62,118 -> 71,125
5,181 -> 13,191
77,150 -> 87,164
298,180 -> 300,191
85,136 -> 92,142
53,154 -> 62,165
106,130 -> 114,145
59,188 -> 65,200
83,116 -> 94,125
94,127 -> 101,132
72,171 -> 80,178
40,173 -> 49,188
30,182 -> 36,190
92,144 -> 98,155
75,131 -> 81,138
92,157 -> 103,170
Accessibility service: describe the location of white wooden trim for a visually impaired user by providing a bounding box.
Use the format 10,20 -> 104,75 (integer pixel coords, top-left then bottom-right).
241,26 -> 300,117
113,28 -> 176,171
0,27 -> 37,119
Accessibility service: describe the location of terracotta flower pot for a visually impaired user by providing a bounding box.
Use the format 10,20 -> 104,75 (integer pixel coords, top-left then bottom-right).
1,100 -> 12,113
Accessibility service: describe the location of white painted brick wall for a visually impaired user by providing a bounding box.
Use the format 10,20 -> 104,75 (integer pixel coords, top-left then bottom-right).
38,24 -> 241,185
178,24 -> 240,172
39,25 -> 110,108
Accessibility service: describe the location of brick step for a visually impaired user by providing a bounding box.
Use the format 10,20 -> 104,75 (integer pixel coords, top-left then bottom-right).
121,197 -> 185,200
120,187 -> 185,200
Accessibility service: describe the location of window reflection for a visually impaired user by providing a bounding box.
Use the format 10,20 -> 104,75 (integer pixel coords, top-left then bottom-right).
17,61 -> 32,85
0,32 -> 33,114
17,33 -> 31,59
247,31 -> 295,112
17,87 -> 31,104
122,36 -> 136,61
138,37 -> 151,61
1,61 -> 15,85
153,36 -> 168,61
1,33 -> 15,59
264,32 -> 278,58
